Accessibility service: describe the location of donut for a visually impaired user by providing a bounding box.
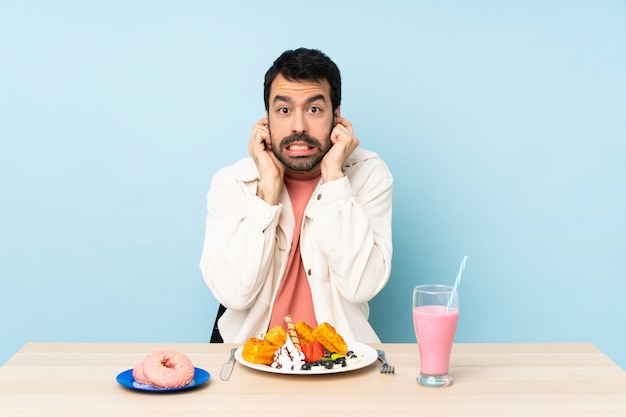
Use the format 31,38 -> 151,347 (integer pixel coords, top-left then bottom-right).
140,350 -> 195,389
132,361 -> 151,385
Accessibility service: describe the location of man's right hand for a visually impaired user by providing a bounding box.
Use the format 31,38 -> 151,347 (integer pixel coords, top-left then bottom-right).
248,117 -> 284,205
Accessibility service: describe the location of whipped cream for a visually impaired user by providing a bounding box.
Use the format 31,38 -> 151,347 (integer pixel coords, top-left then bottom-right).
270,337 -> 305,371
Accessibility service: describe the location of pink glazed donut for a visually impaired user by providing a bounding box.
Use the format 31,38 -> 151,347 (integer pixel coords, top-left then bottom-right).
140,350 -> 195,389
132,361 -> 151,385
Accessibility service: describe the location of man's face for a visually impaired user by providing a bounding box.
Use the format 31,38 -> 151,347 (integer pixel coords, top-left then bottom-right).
267,74 -> 338,174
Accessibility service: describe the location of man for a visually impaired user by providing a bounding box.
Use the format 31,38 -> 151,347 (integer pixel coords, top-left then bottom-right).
200,48 -> 393,344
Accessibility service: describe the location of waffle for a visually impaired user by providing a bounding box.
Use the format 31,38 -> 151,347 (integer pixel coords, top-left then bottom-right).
294,321 -> 316,345
312,322 -> 347,355
241,326 -> 287,365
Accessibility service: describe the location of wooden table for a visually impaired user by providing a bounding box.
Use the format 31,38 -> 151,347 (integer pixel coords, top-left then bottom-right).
1,342 -> 625,416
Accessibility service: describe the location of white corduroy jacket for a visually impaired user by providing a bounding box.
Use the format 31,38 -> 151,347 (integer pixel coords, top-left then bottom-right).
199,148 -> 393,343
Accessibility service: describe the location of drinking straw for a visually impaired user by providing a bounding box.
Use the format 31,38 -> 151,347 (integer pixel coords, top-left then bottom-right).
447,255 -> 468,311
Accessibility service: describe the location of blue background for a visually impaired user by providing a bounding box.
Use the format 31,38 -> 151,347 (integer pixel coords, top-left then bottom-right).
2,1 -> 625,368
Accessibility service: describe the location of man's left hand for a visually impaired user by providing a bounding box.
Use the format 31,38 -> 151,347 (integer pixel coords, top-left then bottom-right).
321,116 -> 360,182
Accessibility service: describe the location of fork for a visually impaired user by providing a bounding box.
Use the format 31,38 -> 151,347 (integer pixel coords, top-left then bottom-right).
377,350 -> 395,374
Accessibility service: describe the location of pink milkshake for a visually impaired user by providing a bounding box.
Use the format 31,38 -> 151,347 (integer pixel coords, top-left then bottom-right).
413,305 -> 459,375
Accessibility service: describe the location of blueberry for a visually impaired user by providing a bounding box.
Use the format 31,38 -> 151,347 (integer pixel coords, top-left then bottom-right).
323,361 -> 334,369
300,363 -> 311,371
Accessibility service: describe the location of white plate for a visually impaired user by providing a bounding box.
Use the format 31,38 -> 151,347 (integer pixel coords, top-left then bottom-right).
234,341 -> 377,375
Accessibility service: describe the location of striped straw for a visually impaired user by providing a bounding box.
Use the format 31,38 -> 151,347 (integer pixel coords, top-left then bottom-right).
447,255 -> 468,311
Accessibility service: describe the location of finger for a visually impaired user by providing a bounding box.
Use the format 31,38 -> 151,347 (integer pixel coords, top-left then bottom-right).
334,116 -> 352,131
330,123 -> 350,144
258,123 -> 271,148
249,121 -> 270,154
253,119 -> 269,138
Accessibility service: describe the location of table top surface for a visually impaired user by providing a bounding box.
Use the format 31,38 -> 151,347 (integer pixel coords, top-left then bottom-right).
1,342 -> 625,416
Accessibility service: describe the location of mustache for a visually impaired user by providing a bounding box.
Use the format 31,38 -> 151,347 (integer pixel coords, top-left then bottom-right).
279,133 -> 322,149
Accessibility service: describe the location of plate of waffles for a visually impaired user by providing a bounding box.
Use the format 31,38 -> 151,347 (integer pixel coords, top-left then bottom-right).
234,341 -> 377,375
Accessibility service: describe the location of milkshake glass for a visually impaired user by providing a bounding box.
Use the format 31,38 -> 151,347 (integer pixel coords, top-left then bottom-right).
412,284 -> 459,387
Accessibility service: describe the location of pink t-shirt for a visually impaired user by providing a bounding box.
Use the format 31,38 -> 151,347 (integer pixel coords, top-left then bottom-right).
268,170 -> 321,331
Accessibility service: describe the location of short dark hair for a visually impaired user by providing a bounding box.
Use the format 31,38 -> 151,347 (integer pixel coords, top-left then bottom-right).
263,48 -> 341,112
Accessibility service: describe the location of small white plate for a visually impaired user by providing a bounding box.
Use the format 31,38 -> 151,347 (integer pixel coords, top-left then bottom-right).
234,341 -> 377,375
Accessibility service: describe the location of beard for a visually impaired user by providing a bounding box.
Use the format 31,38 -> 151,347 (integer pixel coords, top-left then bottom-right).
270,130 -> 333,173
